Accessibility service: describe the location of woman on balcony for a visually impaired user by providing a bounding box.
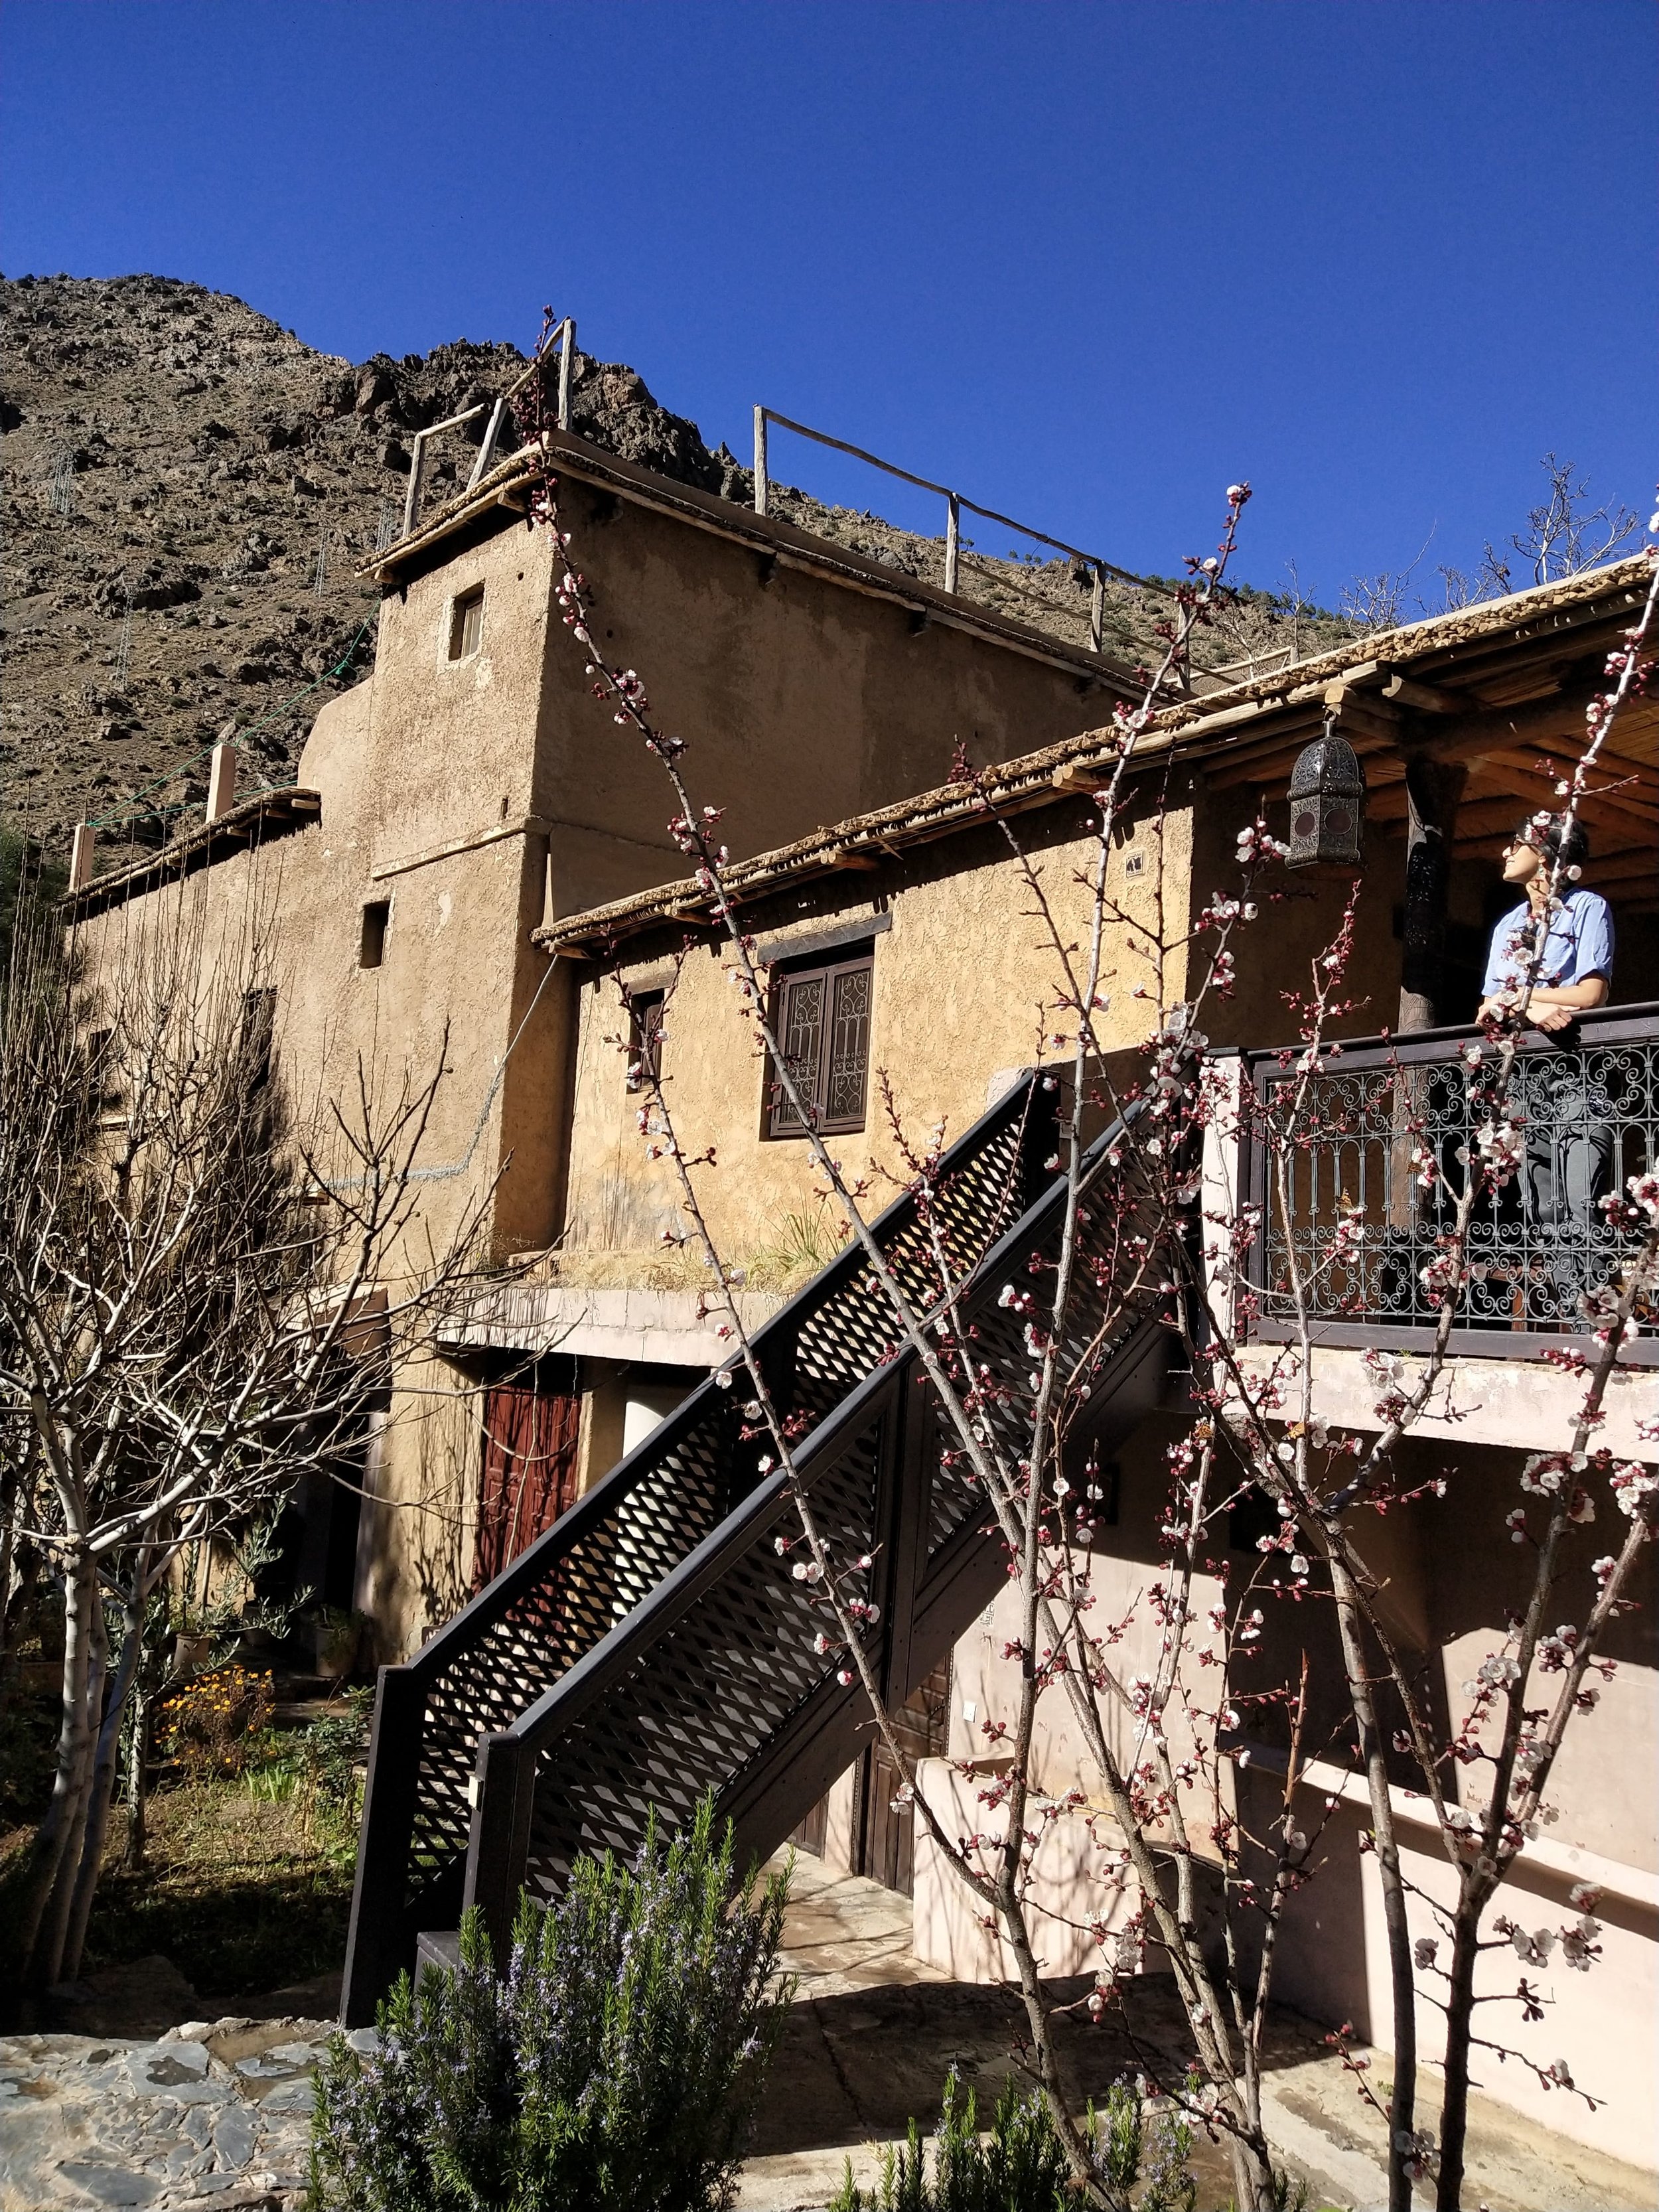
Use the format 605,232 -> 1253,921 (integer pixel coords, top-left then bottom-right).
1477,815 -> 1614,1035
1476,815 -> 1616,1320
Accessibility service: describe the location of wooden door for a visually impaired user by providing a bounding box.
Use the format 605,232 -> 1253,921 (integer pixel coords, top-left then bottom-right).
857,1658 -> 952,1897
473,1371 -> 582,1589
786,1662 -> 952,1888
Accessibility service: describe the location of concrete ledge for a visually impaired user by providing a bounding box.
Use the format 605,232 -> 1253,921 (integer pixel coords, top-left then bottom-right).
1238,1343 -> 1659,1459
912,1757 -> 1150,1982
442,1282 -> 784,1366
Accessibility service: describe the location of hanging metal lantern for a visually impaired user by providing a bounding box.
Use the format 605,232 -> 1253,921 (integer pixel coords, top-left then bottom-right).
1286,721 -> 1366,867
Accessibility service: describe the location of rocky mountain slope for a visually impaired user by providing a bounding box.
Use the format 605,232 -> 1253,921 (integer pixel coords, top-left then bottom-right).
1,273 -> 1342,870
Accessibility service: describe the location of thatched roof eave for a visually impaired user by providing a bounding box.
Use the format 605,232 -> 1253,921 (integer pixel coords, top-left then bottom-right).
533,553 -> 1656,956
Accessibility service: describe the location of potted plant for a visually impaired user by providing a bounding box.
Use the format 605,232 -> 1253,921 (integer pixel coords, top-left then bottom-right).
309,1606 -> 365,1681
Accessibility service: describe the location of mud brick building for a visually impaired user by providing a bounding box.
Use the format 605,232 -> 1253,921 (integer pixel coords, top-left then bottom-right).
63,423 -> 1659,2168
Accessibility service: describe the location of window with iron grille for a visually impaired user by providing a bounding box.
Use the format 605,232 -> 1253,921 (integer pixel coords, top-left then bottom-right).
764,951 -> 873,1138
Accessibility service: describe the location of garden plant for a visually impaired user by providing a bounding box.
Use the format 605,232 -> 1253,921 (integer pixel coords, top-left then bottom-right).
308,1796 -> 792,2212
830,2068 -> 1210,2212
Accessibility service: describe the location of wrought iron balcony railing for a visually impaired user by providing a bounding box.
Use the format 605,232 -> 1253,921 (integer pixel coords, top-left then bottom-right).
1236,999 -> 1659,1363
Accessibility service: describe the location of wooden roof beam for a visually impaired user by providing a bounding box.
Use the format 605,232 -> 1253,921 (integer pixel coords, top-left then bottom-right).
1421,690 -> 1597,762
1204,725 -> 1396,792
1579,846 -> 1659,885
1459,829 -> 1653,867
1378,668 -> 1464,713
1511,740 -> 1659,803
1475,748 -> 1659,831
1407,587 -> 1642,681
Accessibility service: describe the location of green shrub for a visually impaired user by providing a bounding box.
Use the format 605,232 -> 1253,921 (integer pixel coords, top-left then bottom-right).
828,2069 -> 1197,2212
309,1796 -> 792,2212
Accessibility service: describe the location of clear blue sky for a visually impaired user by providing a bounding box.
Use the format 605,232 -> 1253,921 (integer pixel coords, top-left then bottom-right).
3,0 -> 1654,607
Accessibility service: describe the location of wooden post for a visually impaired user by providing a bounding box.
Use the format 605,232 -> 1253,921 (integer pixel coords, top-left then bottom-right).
1397,753 -> 1467,1032
1019,1070 -> 1062,1217
401,431 -> 427,540
753,406 -> 768,518
68,822 -> 95,892
1199,1052 -> 1247,1342
881,1370 -> 929,1711
463,1731 -> 536,1970
1090,565 -> 1106,656
757,1313 -> 802,1445
944,492 -> 960,595
556,318 -> 575,430
467,394 -> 510,490
205,741 -> 237,824
341,1666 -> 428,2023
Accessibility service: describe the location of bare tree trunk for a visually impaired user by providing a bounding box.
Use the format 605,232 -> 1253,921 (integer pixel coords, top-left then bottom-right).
20,1542 -> 98,1982
42,1582 -> 108,1986
1329,1549 -> 1418,2212
1000,1870 -> 1088,2159
1230,2128 -> 1277,2212
62,1601 -> 144,1980
1435,1890 -> 1482,2212
123,1676 -> 153,1871
0,1456 -> 17,1672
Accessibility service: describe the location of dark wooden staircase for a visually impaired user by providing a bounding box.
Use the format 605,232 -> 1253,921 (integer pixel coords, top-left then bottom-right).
342,1072 -> 1173,2022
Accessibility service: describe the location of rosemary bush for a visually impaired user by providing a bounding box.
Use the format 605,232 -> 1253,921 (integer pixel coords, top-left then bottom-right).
828,2069 -> 1198,2212
309,1799 -> 792,2212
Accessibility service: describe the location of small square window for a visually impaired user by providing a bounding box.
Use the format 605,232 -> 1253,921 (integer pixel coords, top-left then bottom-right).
84,1027 -> 123,1116
360,900 -> 390,970
626,990 -> 665,1092
448,586 -> 484,661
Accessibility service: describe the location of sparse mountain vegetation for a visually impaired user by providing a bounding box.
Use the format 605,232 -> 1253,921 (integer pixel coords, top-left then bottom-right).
1,274 -> 1358,868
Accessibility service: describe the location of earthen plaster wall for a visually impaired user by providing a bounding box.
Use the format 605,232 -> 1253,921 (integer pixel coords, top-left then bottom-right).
364,522 -> 554,863
354,1353 -> 482,1662
1185,770 -> 1411,1048
560,792 -> 1197,1264
72,706 -> 557,1270
526,478 -> 1125,912
924,1410 -> 1658,2163
557,754 -> 1506,1274
63,489 -> 1162,1657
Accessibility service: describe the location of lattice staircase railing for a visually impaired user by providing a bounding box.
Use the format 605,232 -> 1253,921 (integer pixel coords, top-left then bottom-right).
345,1071 -> 1047,2012
342,1072 -> 1175,2020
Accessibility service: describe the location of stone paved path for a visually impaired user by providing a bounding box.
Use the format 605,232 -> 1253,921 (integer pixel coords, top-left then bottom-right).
0,2014 -> 360,2211
5,1854 -> 1655,2211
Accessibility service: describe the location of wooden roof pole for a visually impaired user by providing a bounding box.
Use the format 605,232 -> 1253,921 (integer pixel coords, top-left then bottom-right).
1398,751 -> 1468,1033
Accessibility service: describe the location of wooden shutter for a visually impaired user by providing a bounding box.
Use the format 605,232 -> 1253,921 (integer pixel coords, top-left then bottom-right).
822,958 -> 872,1132
626,990 -> 664,1093
768,968 -> 827,1135
474,1376 -> 581,1589
766,952 -> 874,1138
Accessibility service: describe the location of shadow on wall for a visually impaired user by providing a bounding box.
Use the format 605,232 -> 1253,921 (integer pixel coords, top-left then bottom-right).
354,1360 -> 483,1662
565,1168 -> 684,1256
